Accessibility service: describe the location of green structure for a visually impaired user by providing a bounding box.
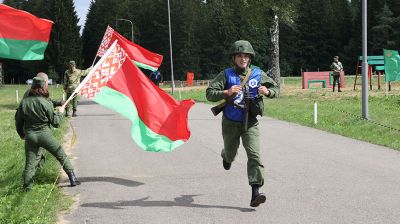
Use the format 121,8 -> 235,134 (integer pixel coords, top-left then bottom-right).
354,55 -> 385,90
383,49 -> 400,82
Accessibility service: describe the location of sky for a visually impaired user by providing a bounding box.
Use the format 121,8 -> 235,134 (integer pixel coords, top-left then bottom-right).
74,0 -> 91,33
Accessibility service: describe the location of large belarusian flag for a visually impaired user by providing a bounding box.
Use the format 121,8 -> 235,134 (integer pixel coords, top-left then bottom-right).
97,26 -> 163,71
69,41 -> 194,152
0,4 -> 53,60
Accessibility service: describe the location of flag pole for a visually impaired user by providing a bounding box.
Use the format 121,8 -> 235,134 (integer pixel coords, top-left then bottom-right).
361,0 -> 368,119
167,0 -> 176,95
91,56 -> 99,67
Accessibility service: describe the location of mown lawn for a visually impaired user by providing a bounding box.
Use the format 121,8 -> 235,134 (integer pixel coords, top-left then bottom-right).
0,85 -> 72,224
173,76 -> 400,150
1,76 -> 398,223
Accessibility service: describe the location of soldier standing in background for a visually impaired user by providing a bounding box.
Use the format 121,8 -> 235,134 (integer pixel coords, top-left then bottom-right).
206,40 -> 279,207
63,60 -> 91,117
150,70 -> 162,86
331,56 -> 343,92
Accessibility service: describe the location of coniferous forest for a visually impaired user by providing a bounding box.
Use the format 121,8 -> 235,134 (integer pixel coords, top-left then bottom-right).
1,0 -> 400,83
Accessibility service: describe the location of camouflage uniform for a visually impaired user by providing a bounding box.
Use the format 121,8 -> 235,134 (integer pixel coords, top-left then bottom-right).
63,61 -> 90,116
15,77 -> 78,191
206,40 -> 279,207
330,56 -> 343,92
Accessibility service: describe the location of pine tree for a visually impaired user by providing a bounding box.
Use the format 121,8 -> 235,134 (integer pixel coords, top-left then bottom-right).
296,0 -> 331,71
81,0 -> 140,68
370,3 -> 400,54
170,0 -> 202,79
386,0 -> 400,49
324,0 -> 352,73
45,0 -> 82,81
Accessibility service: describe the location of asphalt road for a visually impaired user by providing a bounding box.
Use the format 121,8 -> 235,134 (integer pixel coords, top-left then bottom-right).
61,100 -> 400,224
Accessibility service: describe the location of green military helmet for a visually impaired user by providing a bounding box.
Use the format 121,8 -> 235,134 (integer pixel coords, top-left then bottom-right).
230,40 -> 255,58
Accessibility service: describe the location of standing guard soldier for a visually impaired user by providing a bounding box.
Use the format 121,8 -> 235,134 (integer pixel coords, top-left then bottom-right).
331,56 -> 343,92
63,60 -> 91,117
206,40 -> 279,207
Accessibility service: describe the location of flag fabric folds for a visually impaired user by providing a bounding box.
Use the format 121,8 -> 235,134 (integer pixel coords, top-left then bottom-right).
97,26 -> 163,71
383,49 -> 400,82
79,42 -> 127,99
0,4 -> 53,60
77,41 -> 194,152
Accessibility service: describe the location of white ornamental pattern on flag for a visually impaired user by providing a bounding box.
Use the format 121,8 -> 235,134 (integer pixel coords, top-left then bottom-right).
97,26 -> 114,57
80,44 -> 126,99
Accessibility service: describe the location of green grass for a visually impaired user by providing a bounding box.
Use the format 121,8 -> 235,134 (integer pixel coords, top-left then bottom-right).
1,78 -> 398,222
0,85 -> 72,224
173,76 -> 400,150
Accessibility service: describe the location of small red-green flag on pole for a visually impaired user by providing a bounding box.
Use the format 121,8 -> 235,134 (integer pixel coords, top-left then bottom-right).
97,26 -> 163,71
0,4 -> 53,60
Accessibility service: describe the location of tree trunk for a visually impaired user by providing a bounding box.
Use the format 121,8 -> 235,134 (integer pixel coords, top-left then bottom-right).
0,62 -> 3,86
269,15 -> 281,88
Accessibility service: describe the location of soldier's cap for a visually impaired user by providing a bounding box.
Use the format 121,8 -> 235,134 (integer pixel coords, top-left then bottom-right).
69,60 -> 76,65
32,77 -> 46,88
333,56 -> 339,59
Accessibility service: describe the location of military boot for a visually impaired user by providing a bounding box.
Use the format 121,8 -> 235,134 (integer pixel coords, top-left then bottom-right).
37,154 -> 46,169
23,186 -> 32,192
65,109 -> 70,117
222,159 -> 231,170
250,185 -> 266,207
72,110 -> 77,117
67,171 -> 81,186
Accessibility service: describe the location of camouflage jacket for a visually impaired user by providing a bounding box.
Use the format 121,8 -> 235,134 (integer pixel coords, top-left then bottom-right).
63,68 -> 90,92
331,62 -> 343,75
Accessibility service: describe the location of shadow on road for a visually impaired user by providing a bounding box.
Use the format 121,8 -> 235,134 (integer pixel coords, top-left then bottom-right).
78,176 -> 144,187
78,101 -> 98,105
81,194 -> 255,212
74,114 -> 116,117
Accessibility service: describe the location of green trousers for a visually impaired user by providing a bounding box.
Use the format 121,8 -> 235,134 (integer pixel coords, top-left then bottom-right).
332,74 -> 340,90
221,116 -> 264,186
23,129 -> 74,190
66,91 -> 79,113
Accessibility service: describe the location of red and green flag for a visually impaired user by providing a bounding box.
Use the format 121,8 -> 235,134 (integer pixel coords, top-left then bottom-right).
65,41 -> 194,152
97,26 -> 163,71
0,4 -> 53,60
